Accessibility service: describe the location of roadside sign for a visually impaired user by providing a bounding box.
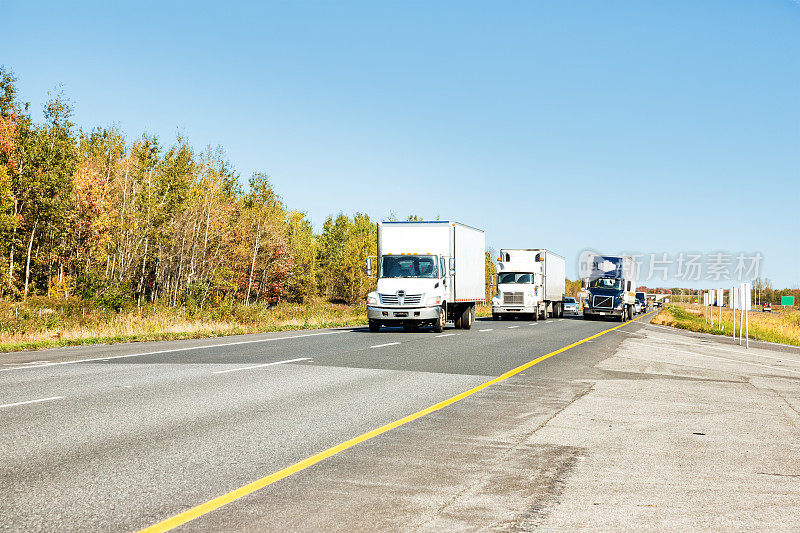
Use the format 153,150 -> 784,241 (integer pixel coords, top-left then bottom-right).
741,283 -> 752,311
781,296 -> 795,306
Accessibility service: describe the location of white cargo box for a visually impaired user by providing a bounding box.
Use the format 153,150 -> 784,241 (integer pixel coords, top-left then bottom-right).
498,248 -> 565,302
378,221 -> 485,303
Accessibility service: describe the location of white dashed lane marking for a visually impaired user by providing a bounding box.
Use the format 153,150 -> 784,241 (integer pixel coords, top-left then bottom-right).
0,396 -> 65,409
211,357 -> 312,374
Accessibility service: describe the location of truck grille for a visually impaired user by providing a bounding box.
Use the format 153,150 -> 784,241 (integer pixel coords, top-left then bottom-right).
379,293 -> 423,306
503,292 -> 524,305
593,295 -> 613,308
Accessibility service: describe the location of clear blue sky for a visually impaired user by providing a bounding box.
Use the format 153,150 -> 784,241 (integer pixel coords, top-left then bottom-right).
4,0 -> 799,288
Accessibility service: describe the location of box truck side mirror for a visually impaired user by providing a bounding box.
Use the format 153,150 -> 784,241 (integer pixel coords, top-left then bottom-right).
366,256 -> 376,278
449,258 -> 456,275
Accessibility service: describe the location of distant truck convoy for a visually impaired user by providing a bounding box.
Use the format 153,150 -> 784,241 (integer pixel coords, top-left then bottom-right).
491,249 -> 566,321
582,254 -> 639,322
365,221 -> 485,333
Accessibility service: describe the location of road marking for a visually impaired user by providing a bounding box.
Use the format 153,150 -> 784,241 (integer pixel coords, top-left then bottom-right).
507,326 -> 520,329
435,334 -> 455,338
140,313 -> 648,533
210,358 -> 312,374
478,329 -> 493,332
0,396 -> 65,409
0,330 -> 348,373
370,342 -> 400,348
24,360 -> 50,364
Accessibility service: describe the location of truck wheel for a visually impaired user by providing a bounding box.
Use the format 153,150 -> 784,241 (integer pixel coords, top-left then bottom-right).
492,313 -> 499,321
453,305 -> 463,329
619,308 -> 627,322
433,306 -> 445,333
369,320 -> 380,332
540,306 -> 547,320
461,305 -> 474,330
532,309 -> 538,321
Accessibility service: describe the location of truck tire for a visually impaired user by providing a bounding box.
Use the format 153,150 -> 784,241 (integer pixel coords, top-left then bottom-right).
433,306 -> 445,333
619,307 -> 627,322
540,306 -> 547,321
492,313 -> 499,321
454,309 -> 463,330
532,309 -> 538,321
369,320 -> 380,332
461,305 -> 474,330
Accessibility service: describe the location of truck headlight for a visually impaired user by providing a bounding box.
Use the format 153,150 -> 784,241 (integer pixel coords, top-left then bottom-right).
367,294 -> 378,305
426,296 -> 441,306
492,296 -> 500,306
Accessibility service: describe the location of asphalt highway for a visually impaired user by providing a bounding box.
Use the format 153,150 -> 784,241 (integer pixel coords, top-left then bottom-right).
0,312 -> 652,531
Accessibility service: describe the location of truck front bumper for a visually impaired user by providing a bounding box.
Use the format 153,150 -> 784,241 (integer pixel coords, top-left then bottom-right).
492,306 -> 537,315
584,308 -> 623,318
367,306 -> 440,322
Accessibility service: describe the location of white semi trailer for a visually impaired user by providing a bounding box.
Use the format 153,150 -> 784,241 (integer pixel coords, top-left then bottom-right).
491,249 -> 566,321
366,221 -> 485,333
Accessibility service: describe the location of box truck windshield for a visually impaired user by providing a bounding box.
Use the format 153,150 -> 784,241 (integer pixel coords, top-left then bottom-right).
380,255 -> 439,278
498,273 -> 533,284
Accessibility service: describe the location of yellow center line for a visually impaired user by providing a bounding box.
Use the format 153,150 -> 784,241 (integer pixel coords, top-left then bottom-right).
140,312 -> 653,532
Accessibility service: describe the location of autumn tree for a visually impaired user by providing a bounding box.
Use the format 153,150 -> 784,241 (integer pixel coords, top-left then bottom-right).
284,210 -> 317,302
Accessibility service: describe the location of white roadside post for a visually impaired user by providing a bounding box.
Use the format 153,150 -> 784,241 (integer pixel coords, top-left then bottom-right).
719,288 -> 724,331
703,292 -> 709,322
743,282 -> 751,349
739,284 -> 744,346
731,286 -> 737,343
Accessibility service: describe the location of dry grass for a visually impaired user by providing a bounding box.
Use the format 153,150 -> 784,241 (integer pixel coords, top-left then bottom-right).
651,303 -> 800,346
1,298 -> 495,353
0,298 -> 368,353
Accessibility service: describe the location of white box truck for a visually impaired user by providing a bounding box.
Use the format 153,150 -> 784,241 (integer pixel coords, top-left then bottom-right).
491,249 -> 566,321
365,221 -> 485,333
582,254 -> 639,321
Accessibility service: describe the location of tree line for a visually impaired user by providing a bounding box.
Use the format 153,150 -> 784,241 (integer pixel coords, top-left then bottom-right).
0,66 -> 383,307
